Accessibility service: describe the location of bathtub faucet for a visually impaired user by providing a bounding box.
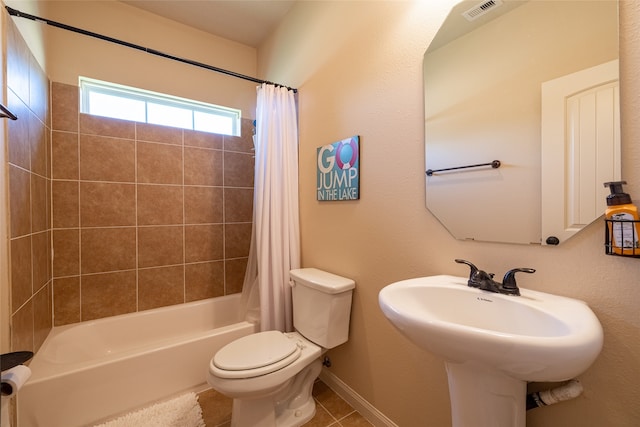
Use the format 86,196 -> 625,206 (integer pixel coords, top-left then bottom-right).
454,259 -> 535,296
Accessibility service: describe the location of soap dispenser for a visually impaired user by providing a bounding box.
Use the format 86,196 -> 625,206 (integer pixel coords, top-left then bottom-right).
604,181 -> 640,255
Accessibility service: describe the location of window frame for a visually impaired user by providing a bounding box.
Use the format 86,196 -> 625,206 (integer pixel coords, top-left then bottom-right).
79,77 -> 241,136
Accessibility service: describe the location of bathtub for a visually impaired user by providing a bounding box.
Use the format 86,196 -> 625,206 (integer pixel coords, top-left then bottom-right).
18,294 -> 257,427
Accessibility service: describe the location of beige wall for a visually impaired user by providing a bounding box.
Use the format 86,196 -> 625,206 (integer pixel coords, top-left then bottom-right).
5,0 -> 258,119
261,1 -> 640,426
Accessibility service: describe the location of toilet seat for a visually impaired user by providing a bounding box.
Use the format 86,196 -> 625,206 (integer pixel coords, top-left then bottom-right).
212,331 -> 302,379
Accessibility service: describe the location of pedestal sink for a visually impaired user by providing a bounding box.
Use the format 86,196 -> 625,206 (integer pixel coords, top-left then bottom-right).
378,275 -> 603,427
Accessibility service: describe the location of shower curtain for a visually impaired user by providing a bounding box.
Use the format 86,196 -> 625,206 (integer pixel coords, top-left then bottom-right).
240,83 -> 300,332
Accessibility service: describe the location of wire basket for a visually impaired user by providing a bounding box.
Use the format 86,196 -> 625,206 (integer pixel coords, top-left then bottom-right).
604,218 -> 640,257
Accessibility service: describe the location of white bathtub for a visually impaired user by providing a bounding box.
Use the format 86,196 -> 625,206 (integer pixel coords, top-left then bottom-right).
18,294 -> 257,427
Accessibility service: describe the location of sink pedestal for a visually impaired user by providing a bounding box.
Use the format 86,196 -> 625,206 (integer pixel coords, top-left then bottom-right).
446,362 -> 526,427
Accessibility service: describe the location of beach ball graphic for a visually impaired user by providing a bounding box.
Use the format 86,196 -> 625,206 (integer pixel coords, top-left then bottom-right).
336,138 -> 358,170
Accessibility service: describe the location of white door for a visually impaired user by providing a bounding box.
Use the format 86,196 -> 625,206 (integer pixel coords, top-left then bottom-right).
541,60 -> 620,245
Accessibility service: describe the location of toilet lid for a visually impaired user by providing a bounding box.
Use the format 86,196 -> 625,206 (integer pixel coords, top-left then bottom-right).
213,331 -> 300,373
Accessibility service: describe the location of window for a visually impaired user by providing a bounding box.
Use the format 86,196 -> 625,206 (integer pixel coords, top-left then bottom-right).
79,77 -> 241,136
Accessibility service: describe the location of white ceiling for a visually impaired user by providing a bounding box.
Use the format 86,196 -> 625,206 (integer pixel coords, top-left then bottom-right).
121,0 -> 297,48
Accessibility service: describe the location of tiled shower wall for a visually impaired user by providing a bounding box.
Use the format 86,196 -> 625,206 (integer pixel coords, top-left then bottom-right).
6,13 -> 53,353
51,83 -> 254,325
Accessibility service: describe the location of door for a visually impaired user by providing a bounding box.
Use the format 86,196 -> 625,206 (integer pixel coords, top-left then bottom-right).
541,60 -> 620,245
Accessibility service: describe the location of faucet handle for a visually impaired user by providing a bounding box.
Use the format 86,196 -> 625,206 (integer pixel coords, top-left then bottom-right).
502,268 -> 536,295
455,259 -> 493,288
455,259 -> 477,271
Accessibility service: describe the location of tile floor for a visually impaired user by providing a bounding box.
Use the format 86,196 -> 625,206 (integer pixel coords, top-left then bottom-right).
198,379 -> 374,427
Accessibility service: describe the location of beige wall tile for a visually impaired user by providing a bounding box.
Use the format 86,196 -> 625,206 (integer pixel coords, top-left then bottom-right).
11,302 -> 34,353
51,82 -> 78,132
53,277 -> 81,326
185,261 -> 224,302
32,231 -> 50,292
184,129 -> 223,150
53,229 -> 80,277
9,166 -> 31,238
138,266 -> 185,310
137,142 -> 183,184
184,186 -> 223,224
46,231 -> 52,280
81,271 -> 137,320
52,181 -> 79,228
29,112 -> 48,177
80,182 -> 136,227
224,258 -> 247,295
81,228 -> 136,273
79,134 -> 135,182
31,174 -> 48,232
7,90 -> 30,169
46,130 -> 52,180
137,122 -> 182,145
33,284 -> 52,352
10,236 -> 32,311
138,226 -> 184,268
79,113 -> 135,139
184,147 -> 222,186
52,131 -> 79,179
185,224 -> 223,263
137,184 -> 183,225
224,188 -> 253,223
224,151 -> 254,187
225,223 -> 252,258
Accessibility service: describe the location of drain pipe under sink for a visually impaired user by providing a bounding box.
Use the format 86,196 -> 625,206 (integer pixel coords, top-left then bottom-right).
526,379 -> 584,410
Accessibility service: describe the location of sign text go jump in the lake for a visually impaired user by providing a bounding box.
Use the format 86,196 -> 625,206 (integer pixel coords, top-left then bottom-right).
317,136 -> 360,201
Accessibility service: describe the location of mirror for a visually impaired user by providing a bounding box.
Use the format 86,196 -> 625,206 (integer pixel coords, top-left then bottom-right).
424,0 -> 619,245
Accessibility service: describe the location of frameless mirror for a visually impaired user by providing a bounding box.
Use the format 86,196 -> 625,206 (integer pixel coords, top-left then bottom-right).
424,0 -> 619,245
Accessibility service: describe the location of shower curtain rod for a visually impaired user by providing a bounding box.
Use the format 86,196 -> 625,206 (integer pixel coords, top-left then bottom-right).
5,6 -> 297,93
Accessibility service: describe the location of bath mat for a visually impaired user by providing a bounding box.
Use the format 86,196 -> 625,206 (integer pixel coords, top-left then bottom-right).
93,392 -> 205,427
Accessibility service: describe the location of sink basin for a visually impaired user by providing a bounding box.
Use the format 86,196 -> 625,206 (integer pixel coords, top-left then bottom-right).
379,275 -> 603,427
379,275 -> 603,381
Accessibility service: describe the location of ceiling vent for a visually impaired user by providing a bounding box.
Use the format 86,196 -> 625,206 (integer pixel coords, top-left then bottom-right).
462,0 -> 504,21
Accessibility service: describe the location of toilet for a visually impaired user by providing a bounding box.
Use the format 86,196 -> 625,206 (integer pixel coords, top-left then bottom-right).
207,268 -> 355,427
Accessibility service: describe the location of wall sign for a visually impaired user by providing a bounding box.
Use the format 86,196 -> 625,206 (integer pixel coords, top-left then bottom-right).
317,136 -> 360,201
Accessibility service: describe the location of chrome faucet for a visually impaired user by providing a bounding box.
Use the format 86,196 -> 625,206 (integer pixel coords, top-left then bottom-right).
455,259 -> 535,296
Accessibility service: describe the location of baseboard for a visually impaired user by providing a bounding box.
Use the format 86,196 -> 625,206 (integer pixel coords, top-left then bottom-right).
319,368 -> 398,427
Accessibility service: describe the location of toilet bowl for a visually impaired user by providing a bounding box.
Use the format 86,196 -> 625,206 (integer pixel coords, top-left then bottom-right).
208,331 -> 323,426
208,331 -> 322,398
207,268 -> 355,427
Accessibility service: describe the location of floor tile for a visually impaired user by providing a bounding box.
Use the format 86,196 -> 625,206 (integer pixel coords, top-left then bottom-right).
312,380 -> 356,420
302,403 -> 337,427
198,387 -> 232,427
338,412 -> 374,427
198,379 -> 371,427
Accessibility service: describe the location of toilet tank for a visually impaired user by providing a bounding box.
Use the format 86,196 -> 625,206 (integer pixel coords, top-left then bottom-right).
290,268 -> 355,349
